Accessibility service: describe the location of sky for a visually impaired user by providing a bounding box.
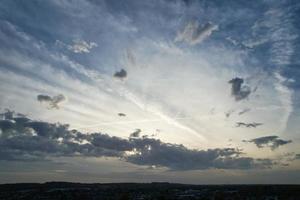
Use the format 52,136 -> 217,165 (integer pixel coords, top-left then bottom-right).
0,0 -> 300,184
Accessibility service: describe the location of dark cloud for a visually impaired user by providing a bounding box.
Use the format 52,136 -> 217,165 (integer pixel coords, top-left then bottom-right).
37,94 -> 66,109
228,77 -> 251,101
236,122 -> 263,128
126,139 -> 272,170
37,94 -> 52,102
0,110 -> 275,170
114,69 -> 127,79
243,136 -> 292,150
175,21 -> 218,45
130,129 -> 141,138
238,108 -> 251,115
0,120 -> 15,132
225,109 -> 234,118
0,109 -> 14,119
91,133 -> 133,152
118,113 -> 126,117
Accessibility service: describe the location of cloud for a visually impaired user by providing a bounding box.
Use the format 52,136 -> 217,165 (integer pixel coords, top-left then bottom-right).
175,21 -> 218,45
238,108 -> 251,115
236,122 -> 263,128
228,77 -> 251,101
126,140 -> 272,170
37,95 -> 52,102
243,136 -> 292,150
56,39 -> 97,53
126,48 -> 136,66
0,110 -> 275,170
274,72 -> 293,133
37,94 -> 67,109
225,109 -> 234,118
69,40 -> 97,53
130,129 -> 141,138
114,69 -> 127,79
0,109 -> 15,120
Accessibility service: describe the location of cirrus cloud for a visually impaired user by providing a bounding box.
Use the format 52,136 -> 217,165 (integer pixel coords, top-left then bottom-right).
175,21 -> 218,45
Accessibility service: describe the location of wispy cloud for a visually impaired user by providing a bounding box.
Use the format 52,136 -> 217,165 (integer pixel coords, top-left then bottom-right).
274,72 -> 293,133
56,39 -> 97,54
238,108 -> 251,115
175,21 -> 218,45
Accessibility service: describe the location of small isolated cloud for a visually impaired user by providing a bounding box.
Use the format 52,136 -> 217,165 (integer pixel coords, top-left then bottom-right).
0,110 -> 275,170
37,94 -> 67,109
236,122 -> 263,128
175,21 -> 218,45
225,109 -> 234,118
228,77 -> 251,101
118,113 -> 126,117
56,39 -> 97,53
238,108 -> 251,115
130,129 -> 141,138
114,69 -> 127,79
68,40 -> 97,53
243,135 -> 292,150
126,48 -> 136,66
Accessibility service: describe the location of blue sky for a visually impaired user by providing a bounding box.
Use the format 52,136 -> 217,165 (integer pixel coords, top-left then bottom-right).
0,0 -> 300,184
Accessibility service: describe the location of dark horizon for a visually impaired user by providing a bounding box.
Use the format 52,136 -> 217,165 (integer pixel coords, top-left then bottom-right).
1,0 -> 300,187
1,182 -> 299,200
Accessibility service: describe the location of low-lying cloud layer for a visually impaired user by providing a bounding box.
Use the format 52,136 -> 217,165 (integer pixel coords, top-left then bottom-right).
175,21 -> 218,45
0,110 -> 275,170
228,78 -> 251,101
243,136 -> 292,150
37,94 -> 66,109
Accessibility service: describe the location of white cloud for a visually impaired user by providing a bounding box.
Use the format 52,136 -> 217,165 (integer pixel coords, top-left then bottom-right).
57,39 -> 97,54
274,72 -> 293,133
175,21 -> 218,45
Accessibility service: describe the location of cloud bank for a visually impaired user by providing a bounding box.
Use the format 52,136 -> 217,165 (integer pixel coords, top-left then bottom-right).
0,110 -> 274,170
